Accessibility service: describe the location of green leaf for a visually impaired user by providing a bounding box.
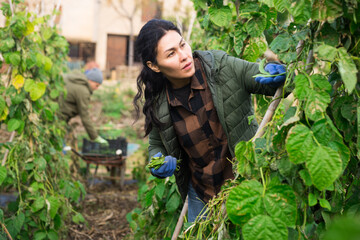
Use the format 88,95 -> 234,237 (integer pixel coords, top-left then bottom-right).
308,193 -> 318,206
0,96 -> 5,115
272,0 -> 289,12
29,182 -> 45,193
193,0 -> 207,10
72,212 -> 85,224
277,156 -> 297,178
242,215 -> 288,240
145,188 -> 154,208
42,27 -> 53,41
337,47 -> 357,94
12,15 -> 27,38
311,0 -> 343,22
305,90 -> 330,121
50,89 -> 59,99
322,216 -> 360,240
286,124 -> 315,164
341,102 -> 356,123
246,15 -> 267,37
319,198 -> 332,211
165,192 -> 181,213
31,197 -> 45,213
34,157 -> 47,171
299,169 -> 313,186
226,180 -> 264,226
0,37 -> 15,51
287,0 -> 311,24
4,52 -> 21,66
316,44 -> 337,61
48,196 -> 61,219
24,21 -> 35,36
7,212 -> 25,237
209,6 -> 232,27
235,141 -> 255,177
155,181 -> 165,199
47,230 -> 59,240
264,185 -> 297,227
312,117 -> 343,145
306,145 -> 342,190
317,23 -> 340,46
26,81 -> 46,101
24,78 -> 35,92
0,166 -> 7,186
259,0 -> 274,8
34,231 -> 47,240
243,41 -> 261,62
293,74 -> 309,101
270,33 -> 291,52
44,56 -> 53,72
312,73 -> 332,90
7,118 -> 22,131
328,141 -> 350,171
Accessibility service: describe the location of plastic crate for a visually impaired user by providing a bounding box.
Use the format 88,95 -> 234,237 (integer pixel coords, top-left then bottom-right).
82,136 -> 128,156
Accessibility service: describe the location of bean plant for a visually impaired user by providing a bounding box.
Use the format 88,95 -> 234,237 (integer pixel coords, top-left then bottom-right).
183,0 -> 360,239
0,1 -> 85,239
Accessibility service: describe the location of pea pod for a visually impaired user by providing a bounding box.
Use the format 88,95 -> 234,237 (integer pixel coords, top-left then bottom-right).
253,58 -> 286,78
147,156 -> 181,171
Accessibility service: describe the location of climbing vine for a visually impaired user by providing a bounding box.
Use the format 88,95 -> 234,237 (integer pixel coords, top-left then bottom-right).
0,1 -> 85,239
184,0 -> 360,239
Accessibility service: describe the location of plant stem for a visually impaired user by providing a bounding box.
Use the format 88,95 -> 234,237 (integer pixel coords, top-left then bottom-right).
0,222 -> 13,240
8,0 -> 14,15
260,167 -> 266,196
1,131 -> 16,166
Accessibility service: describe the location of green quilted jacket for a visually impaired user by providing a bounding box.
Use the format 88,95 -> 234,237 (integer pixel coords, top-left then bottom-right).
148,50 -> 278,200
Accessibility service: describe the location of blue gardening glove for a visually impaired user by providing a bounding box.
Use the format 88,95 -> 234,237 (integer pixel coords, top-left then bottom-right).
94,136 -> 109,147
150,152 -> 177,178
255,63 -> 286,87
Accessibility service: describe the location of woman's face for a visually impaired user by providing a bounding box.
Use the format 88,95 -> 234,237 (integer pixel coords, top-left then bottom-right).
147,30 -> 195,89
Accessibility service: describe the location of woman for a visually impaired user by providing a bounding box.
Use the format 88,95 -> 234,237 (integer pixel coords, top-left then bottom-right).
133,19 -> 286,222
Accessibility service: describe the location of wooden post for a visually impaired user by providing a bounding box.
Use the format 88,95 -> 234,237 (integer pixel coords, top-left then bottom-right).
171,196 -> 188,240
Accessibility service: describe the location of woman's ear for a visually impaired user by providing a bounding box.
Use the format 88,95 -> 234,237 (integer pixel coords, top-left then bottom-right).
146,61 -> 160,73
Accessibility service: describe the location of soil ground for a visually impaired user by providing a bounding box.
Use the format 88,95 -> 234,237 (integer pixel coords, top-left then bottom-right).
66,76 -> 145,240
67,182 -> 139,240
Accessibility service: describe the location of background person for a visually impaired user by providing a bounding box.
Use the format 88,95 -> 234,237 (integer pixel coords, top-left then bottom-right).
60,67 -> 109,146
133,19 -> 286,222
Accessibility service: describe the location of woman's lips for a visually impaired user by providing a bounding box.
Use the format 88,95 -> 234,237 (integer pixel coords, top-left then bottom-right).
183,62 -> 192,70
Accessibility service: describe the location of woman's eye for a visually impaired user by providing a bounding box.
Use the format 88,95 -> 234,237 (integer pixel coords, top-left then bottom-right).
167,52 -> 174,57
180,42 -> 186,48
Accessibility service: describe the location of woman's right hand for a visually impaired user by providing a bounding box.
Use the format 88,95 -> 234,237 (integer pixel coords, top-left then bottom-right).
150,152 -> 177,178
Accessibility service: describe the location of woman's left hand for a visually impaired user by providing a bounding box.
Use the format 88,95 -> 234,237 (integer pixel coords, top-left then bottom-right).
255,63 -> 286,87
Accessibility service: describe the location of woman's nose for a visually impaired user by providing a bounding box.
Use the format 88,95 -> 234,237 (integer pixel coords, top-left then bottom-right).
179,50 -> 187,61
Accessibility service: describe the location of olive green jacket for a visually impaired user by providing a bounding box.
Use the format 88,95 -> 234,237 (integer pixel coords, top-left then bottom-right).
59,70 -> 98,140
148,50 -> 278,200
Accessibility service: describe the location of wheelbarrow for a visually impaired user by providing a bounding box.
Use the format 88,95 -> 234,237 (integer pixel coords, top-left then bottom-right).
64,137 -> 128,188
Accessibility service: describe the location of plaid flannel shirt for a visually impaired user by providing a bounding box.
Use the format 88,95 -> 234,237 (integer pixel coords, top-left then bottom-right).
166,58 -> 234,203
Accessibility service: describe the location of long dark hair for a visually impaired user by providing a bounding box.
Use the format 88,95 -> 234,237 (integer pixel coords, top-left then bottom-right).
133,19 -> 181,136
